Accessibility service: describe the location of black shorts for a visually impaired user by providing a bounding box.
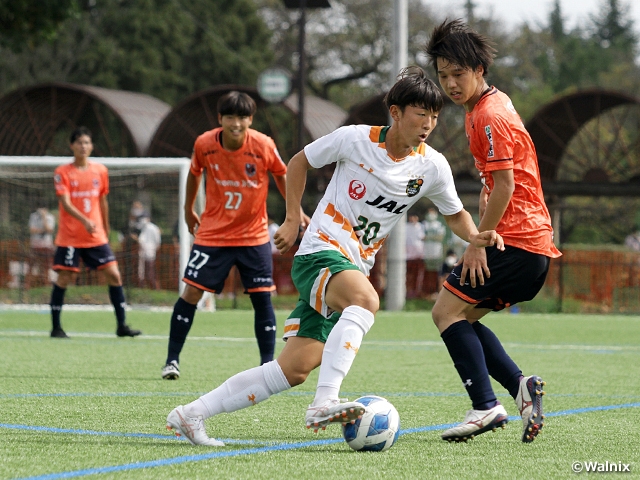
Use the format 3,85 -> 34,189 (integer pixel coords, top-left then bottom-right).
443,245 -> 550,311
183,242 -> 275,294
53,244 -> 117,272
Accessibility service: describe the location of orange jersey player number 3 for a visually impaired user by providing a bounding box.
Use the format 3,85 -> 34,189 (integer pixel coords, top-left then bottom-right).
54,162 -> 109,248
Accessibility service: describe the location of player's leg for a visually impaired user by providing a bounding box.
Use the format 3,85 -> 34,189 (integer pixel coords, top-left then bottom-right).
49,247 -> 81,338
86,245 -> 140,338
163,245 -> 233,379
432,289 -> 508,442
467,249 -> 550,442
166,336 -> 320,446
236,243 -> 277,365
286,251 -> 375,432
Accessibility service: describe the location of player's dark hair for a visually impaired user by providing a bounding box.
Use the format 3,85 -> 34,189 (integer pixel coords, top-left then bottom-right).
217,91 -> 257,117
69,126 -> 92,144
425,19 -> 496,77
383,66 -> 444,113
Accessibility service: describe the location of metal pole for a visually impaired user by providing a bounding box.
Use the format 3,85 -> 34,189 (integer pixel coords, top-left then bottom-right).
297,0 -> 307,152
384,0 -> 408,311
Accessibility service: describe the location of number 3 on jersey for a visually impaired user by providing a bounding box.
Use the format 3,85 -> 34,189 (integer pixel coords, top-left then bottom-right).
224,192 -> 242,210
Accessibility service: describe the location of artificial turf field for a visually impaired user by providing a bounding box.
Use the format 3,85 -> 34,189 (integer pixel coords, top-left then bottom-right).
1,308 -> 639,479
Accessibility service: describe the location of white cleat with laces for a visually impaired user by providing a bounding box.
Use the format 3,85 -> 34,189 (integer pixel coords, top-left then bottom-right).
305,399 -> 365,433
441,403 -> 509,442
166,405 -> 225,446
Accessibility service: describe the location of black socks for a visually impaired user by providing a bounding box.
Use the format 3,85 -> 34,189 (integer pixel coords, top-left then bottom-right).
472,321 -> 522,399
250,292 -> 276,365
108,285 -> 126,327
50,284 -> 66,330
166,297 -> 197,364
441,320 -> 498,410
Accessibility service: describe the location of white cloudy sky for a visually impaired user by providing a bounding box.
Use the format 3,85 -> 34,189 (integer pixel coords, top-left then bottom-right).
471,0 -> 640,31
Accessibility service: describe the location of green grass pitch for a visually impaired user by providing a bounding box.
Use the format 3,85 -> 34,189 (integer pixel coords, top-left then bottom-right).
1,308 -> 639,479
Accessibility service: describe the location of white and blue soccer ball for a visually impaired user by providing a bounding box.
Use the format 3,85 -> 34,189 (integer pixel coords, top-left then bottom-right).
342,395 -> 400,452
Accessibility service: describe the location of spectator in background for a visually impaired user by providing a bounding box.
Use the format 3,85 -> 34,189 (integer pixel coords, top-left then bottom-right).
128,200 -> 146,240
422,207 -> 446,295
137,215 -> 162,289
438,249 -> 458,293
268,217 -> 280,255
405,213 -> 426,298
625,230 -> 640,252
26,207 -> 56,287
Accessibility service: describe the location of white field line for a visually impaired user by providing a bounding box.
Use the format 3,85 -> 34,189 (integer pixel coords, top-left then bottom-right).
0,329 -> 638,351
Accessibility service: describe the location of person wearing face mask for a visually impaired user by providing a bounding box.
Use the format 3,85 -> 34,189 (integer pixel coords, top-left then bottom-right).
137,215 -> 161,289
422,207 -> 446,295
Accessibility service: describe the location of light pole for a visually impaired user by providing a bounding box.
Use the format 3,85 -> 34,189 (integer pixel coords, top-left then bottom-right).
283,0 -> 331,151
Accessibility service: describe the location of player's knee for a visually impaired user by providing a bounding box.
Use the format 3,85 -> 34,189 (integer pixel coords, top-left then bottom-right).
181,285 -> 204,304
343,289 -> 379,314
282,366 -> 311,387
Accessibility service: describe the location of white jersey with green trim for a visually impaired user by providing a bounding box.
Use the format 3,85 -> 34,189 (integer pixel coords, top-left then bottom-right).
297,124 -> 463,276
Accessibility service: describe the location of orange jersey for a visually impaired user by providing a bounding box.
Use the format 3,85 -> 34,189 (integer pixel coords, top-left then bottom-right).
191,128 -> 287,246
466,87 -> 561,258
54,161 -> 109,248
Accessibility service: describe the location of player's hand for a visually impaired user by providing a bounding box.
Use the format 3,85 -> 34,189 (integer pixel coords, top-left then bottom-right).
459,231 -> 503,288
470,230 -> 504,250
274,219 -> 300,254
184,209 -> 201,236
459,245 -> 488,288
83,219 -> 97,235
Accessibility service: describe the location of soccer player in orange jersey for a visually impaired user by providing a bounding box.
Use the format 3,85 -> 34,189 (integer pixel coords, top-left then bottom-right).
50,127 -> 141,339
425,19 -> 562,444
161,91 -> 307,380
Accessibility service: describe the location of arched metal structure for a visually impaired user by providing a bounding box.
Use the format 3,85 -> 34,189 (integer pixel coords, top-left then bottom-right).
0,83 -> 170,157
147,85 -> 347,158
526,89 -> 640,182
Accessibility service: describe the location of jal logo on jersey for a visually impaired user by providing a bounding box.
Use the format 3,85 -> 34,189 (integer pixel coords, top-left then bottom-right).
245,163 -> 257,177
406,178 -> 424,197
348,179 -> 367,200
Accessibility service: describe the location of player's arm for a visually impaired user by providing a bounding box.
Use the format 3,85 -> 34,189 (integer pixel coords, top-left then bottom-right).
273,151 -> 313,254
184,171 -> 202,235
99,195 -> 110,239
443,208 -> 504,288
477,169 -> 514,232
58,193 -> 97,235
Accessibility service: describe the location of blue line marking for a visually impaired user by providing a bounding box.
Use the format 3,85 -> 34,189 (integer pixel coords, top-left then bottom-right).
9,402 -> 640,480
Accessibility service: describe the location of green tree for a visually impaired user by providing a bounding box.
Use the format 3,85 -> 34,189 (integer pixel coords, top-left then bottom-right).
0,0 -> 79,51
0,0 -> 274,104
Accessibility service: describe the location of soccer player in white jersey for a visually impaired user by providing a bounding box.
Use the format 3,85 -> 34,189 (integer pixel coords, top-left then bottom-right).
166,66 -> 503,446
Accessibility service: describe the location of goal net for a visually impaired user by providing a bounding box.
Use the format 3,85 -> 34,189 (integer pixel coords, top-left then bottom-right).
0,157 -> 193,307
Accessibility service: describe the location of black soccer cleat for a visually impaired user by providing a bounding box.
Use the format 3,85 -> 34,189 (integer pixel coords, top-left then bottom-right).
116,324 -> 141,337
50,328 -> 70,339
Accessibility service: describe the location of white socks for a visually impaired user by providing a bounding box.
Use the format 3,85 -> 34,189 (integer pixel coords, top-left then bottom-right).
313,305 -> 374,405
184,360 -> 291,419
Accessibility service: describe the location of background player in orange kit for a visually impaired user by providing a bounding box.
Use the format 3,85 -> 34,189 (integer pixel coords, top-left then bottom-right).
50,126 -> 141,339
425,19 -> 562,444
162,91 -> 308,380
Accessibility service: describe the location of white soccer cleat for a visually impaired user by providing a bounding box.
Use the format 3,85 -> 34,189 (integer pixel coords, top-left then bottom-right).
166,405 -> 225,446
441,403 -> 509,442
305,399 -> 365,433
161,360 -> 180,380
515,375 -> 546,443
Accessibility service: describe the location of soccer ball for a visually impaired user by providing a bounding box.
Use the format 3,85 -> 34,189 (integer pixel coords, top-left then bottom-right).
342,396 -> 400,452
